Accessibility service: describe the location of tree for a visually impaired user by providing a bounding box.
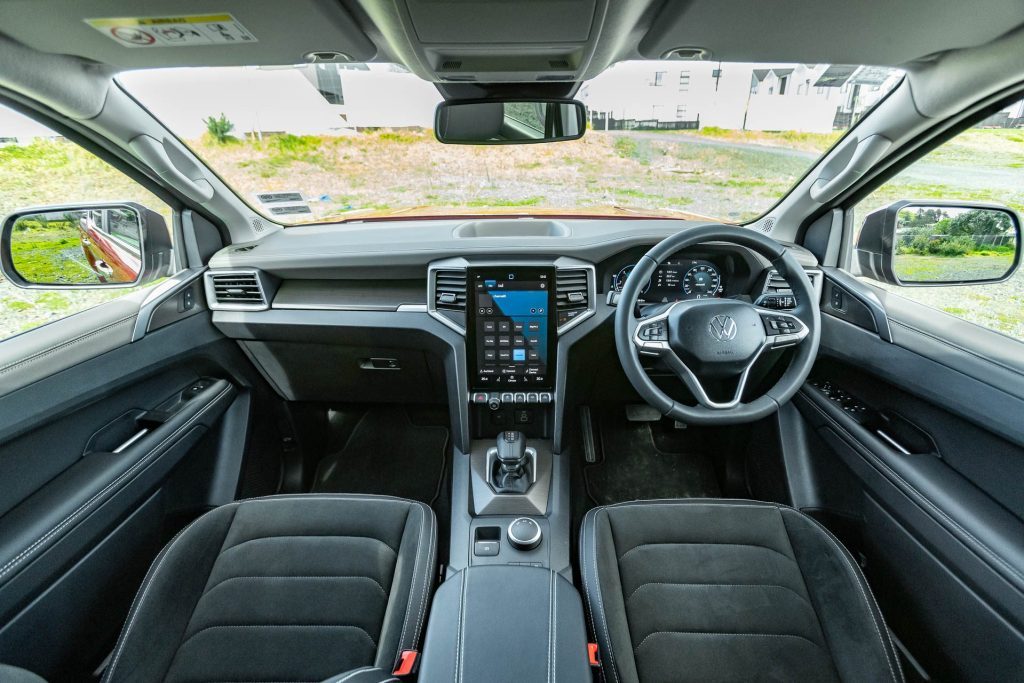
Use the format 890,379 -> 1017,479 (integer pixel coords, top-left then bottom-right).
203,113 -> 235,143
944,209 -> 1012,238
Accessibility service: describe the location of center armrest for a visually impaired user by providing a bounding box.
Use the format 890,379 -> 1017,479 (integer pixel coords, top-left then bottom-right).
418,565 -> 591,682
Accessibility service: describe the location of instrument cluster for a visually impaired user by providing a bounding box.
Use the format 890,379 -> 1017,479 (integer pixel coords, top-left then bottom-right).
612,258 -> 725,304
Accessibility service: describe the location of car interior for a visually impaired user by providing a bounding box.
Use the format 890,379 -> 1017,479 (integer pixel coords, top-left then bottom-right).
0,1 -> 1023,682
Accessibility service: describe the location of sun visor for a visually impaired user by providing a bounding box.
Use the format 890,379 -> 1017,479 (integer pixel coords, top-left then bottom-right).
639,0 -> 1024,66
0,0 -> 376,69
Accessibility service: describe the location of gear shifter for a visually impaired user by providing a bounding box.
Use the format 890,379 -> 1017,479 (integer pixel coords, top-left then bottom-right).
492,430 -> 532,494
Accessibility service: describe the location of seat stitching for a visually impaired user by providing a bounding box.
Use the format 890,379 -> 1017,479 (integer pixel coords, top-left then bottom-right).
618,541 -> 797,565
200,575 -> 389,598
552,570 -> 558,683
103,512 -> 209,682
625,581 -> 815,609
634,630 -> 829,653
793,509 -> 902,683
176,624 -> 377,651
547,569 -> 554,683
456,571 -> 468,683
595,508 -> 621,683
0,385 -> 233,582
105,494 -> 422,682
601,499 -> 780,511
325,666 -> 371,683
580,510 -> 599,644
393,504 -> 421,663
219,534 -> 398,556
411,506 -> 436,647
803,395 -> 1024,587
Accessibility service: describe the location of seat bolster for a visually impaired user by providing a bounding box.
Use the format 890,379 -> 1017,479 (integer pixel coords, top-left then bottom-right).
780,509 -> 904,683
580,507 -> 640,683
103,504 -> 238,683
374,499 -> 437,672
320,666 -> 399,682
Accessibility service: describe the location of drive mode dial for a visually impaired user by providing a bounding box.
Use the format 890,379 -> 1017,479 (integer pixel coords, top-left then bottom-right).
507,517 -> 542,551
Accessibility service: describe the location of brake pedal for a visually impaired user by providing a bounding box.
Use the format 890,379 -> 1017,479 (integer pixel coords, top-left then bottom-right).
625,404 -> 661,422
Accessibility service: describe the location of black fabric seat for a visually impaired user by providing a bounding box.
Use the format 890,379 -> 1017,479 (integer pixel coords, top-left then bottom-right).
103,494 -> 436,683
580,499 -> 904,683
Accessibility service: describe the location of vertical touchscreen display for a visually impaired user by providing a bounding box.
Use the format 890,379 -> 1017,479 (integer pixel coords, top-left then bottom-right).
470,268 -> 554,386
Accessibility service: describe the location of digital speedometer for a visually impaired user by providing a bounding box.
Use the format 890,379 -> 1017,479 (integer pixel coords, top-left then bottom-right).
682,263 -> 722,298
612,265 -> 650,294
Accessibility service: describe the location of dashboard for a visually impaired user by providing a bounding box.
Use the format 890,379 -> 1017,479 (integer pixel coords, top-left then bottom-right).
204,218 -> 823,450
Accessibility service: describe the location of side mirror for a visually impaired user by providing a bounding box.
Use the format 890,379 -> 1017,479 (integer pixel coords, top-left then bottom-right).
1,202 -> 172,289
856,200 -> 1021,286
435,99 -> 586,145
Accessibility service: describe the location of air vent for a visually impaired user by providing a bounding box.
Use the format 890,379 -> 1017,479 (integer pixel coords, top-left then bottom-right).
764,269 -> 791,294
207,271 -> 268,310
758,269 -> 820,309
434,269 -> 467,311
440,60 -> 463,71
555,268 -> 590,329
548,59 -> 570,69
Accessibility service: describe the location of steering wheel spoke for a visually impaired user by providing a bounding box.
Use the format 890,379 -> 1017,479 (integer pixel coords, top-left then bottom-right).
756,308 -> 810,349
660,338 -> 769,411
632,306 -> 674,357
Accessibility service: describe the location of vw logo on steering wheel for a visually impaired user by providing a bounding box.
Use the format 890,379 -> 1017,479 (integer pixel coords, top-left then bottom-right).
708,314 -> 738,342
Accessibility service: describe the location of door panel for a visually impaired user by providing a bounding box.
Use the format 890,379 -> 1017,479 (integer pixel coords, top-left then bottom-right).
795,273 -> 1024,680
0,310 -> 257,680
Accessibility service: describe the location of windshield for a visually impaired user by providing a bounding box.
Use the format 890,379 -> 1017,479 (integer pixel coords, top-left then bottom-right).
118,61 -> 902,225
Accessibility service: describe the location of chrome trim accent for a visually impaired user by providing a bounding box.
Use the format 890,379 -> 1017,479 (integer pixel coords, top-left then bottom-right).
271,301 -> 428,312
876,429 -> 912,455
205,269 -> 270,312
427,258 -> 470,335
113,428 -> 149,454
632,301 -> 809,410
554,259 -> 597,335
131,267 -> 206,342
507,516 -> 542,547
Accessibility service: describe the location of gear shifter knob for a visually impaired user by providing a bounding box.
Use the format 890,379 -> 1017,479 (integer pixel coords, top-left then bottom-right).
495,430 -> 527,466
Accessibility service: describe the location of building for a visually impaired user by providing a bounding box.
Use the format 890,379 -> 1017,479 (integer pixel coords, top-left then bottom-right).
579,61 -> 903,133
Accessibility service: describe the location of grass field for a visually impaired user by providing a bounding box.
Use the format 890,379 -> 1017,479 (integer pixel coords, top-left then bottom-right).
0,126 -> 1021,341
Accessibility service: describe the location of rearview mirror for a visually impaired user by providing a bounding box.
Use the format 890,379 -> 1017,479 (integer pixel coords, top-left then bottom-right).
1,202 -> 173,289
435,99 -> 586,145
856,200 -> 1020,286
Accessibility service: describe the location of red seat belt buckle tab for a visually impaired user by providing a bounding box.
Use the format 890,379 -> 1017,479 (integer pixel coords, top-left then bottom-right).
393,650 -> 419,676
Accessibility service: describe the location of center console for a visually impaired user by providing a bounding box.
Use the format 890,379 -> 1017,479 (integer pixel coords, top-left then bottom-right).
422,258 -> 596,681
434,259 -> 595,574
417,565 -> 591,682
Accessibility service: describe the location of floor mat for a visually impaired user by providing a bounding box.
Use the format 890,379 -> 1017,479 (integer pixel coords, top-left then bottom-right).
311,408 -> 449,505
583,411 -> 720,506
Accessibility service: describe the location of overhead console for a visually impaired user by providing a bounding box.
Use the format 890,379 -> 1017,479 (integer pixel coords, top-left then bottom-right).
352,0 -> 657,85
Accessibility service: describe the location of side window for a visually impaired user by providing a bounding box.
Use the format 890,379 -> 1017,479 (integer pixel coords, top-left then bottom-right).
850,97 -> 1024,341
0,104 -> 173,341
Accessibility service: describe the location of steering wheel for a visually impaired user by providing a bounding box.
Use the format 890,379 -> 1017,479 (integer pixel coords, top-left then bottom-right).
615,224 -> 820,425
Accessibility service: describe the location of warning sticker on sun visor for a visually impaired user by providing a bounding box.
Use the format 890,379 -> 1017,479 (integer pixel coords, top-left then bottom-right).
85,14 -> 257,48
